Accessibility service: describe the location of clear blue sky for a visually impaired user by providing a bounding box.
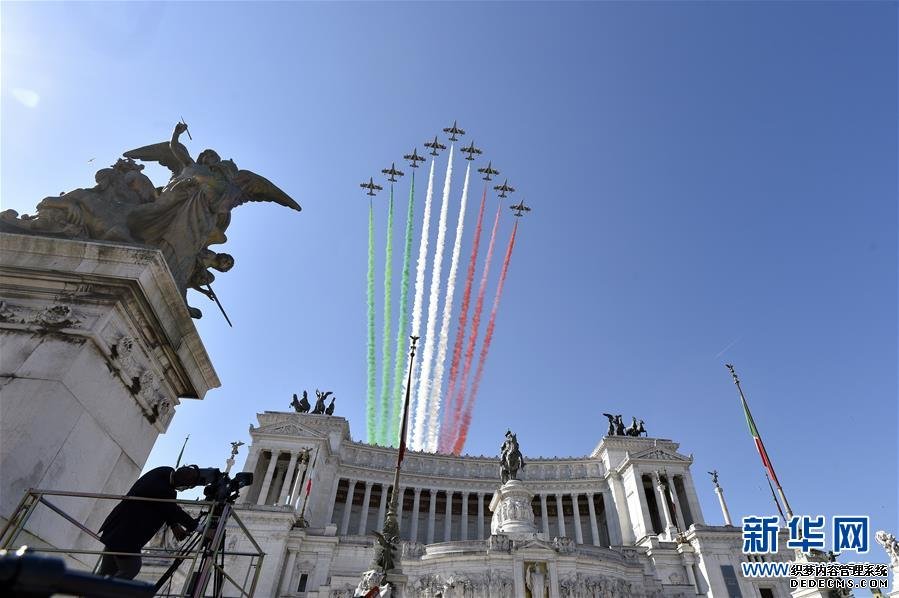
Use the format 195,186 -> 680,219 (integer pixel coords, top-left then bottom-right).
3,1 -> 896,567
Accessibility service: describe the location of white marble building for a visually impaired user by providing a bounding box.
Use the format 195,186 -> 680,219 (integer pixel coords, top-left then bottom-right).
227,411 -> 794,598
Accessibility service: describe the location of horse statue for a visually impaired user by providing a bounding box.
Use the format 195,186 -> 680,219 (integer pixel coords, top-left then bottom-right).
500,430 -> 525,485
291,391 -> 310,413
312,389 -> 331,414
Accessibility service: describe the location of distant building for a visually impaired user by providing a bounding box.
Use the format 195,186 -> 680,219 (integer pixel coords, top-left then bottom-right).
228,411 -> 793,598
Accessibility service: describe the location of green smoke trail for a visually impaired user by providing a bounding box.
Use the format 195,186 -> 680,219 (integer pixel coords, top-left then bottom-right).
389,171 -> 415,446
366,202 -> 376,442
377,187 -> 395,445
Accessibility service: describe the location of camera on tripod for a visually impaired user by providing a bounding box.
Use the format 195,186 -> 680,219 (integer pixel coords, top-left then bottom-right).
194,468 -> 253,503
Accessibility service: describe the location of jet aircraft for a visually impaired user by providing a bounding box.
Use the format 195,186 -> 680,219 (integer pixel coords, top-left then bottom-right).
461,141 -> 482,161
424,135 -> 447,156
493,179 -> 516,198
443,120 -> 465,141
478,161 -> 499,181
381,163 -> 405,183
509,200 -> 531,217
360,177 -> 383,196
403,148 -> 426,168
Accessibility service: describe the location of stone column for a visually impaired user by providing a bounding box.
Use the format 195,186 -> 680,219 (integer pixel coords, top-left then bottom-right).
239,447 -> 262,504
376,484 -> 389,530
358,481 -> 373,535
540,494 -> 550,536
571,493 -> 584,544
608,471 -> 635,544
278,451 -> 299,505
667,477 -> 687,531
477,493 -> 485,540
714,484 -> 733,526
681,470 -> 705,525
340,479 -> 357,536
586,493 -> 600,546
256,450 -> 280,506
601,487 -> 623,545
555,494 -> 567,538
461,492 -> 469,541
276,549 -> 297,596
410,488 -> 422,542
653,472 -> 676,539
426,489 -> 437,544
326,475 -> 342,525
443,491 -> 453,541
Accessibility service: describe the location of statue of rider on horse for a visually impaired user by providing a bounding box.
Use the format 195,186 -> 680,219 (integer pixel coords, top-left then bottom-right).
500,430 -> 525,485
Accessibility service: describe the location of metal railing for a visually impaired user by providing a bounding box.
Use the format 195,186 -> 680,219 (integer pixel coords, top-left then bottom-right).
0,488 -> 265,597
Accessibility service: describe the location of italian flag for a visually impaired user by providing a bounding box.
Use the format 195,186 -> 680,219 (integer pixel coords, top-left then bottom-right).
740,394 -> 782,487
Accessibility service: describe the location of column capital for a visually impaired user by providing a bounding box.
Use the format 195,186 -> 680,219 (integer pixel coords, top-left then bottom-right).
414,487 -> 422,496
429,488 -> 436,496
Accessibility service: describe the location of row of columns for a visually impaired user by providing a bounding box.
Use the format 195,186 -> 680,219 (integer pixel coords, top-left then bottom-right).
536,492 -> 611,546
244,448 -> 311,508
646,471 -> 690,540
333,479 -> 614,547
336,481 -> 491,542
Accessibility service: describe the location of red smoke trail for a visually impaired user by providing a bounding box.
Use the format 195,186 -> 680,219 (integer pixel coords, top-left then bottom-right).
452,220 -> 518,455
438,185 -> 487,452
446,202 -> 502,450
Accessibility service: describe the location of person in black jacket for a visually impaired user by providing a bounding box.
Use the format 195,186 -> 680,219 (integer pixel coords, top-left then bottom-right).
97,465 -> 202,579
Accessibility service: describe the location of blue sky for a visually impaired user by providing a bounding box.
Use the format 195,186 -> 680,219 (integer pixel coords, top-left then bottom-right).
3,1 -> 896,566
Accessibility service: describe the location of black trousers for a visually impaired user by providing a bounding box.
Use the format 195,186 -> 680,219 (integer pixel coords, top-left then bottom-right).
97,553 -> 142,580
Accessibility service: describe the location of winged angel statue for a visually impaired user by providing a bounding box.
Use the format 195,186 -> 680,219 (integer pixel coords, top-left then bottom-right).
0,122 -> 300,318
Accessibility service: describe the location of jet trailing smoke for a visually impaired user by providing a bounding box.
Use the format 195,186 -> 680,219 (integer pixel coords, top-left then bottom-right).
360,124 -> 526,454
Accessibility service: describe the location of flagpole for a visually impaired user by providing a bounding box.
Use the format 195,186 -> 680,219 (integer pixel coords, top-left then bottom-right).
175,434 -> 190,468
388,335 -> 419,527
726,364 -> 794,520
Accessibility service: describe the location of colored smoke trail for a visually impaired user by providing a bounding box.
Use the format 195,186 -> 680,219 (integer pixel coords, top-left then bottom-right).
447,202 -> 502,450
453,220 -> 518,454
406,160 -> 436,446
366,202 -> 376,442
425,162 -> 471,452
376,186 -> 395,445
388,171 -> 416,447
413,145 -> 454,451
438,185 -> 487,453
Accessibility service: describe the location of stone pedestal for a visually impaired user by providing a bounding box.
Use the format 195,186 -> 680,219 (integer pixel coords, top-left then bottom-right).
489,480 -> 537,539
0,234 -> 218,555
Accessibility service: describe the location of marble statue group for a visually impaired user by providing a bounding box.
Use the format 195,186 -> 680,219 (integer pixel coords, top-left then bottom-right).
602,414 -> 647,438
0,122 -> 300,319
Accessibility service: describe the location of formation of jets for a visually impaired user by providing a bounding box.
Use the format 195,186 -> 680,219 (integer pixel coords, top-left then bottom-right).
493,179 -> 515,198
478,161 -> 499,181
443,120 -> 465,141
461,141 -> 482,161
424,135 -> 447,156
360,177 -> 383,196
361,122 -> 533,220
509,200 -> 531,218
381,162 -> 405,183
403,148 -> 426,168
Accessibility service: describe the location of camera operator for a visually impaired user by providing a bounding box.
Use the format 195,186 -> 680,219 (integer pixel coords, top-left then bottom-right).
97,465 -> 203,579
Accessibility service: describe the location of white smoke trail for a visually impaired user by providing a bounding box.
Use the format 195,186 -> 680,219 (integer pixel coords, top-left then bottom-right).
425,162 -> 470,452
405,160 -> 436,447
412,145 -> 454,451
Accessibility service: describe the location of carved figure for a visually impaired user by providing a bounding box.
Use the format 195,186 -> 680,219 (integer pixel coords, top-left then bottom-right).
370,531 -> 397,573
637,419 -> 647,436
500,430 -> 525,484
291,391 -> 311,413
708,470 -> 720,486
325,397 -> 336,415
312,390 -> 332,414
0,123 -> 300,318
602,413 -> 616,437
626,416 -> 640,436
614,415 -> 626,436
526,564 -> 548,598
